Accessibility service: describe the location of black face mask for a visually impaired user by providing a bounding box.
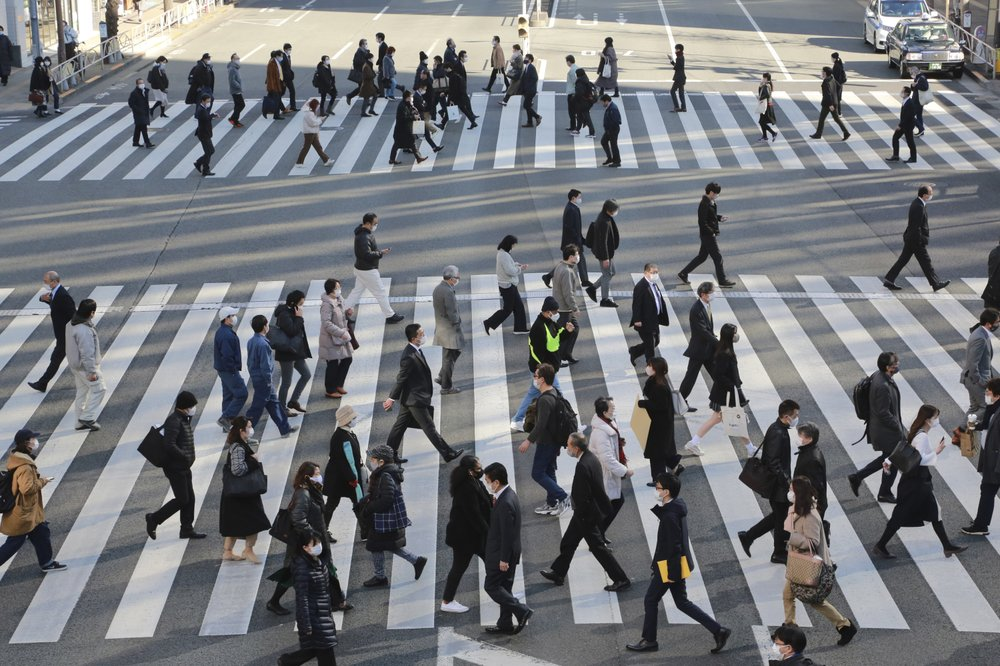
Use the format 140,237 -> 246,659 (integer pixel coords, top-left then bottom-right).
472,469 -> 484,479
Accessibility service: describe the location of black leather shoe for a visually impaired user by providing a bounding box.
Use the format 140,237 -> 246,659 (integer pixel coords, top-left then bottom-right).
872,544 -> 896,559
877,494 -> 897,504
718,280 -> 737,288
513,608 -> 533,634
27,381 -> 46,392
933,280 -> 951,292
542,274 -> 552,288
362,575 -> 389,587
604,579 -> 630,592
585,285 -> 598,302
882,279 -> 902,291
886,155 -> 901,162
770,553 -> 788,565
626,639 -> 659,652
180,529 -> 207,539
944,544 -> 968,558
539,569 -> 565,585
848,473 -> 861,497
287,400 -> 306,414
267,600 -> 291,615
565,356 -> 579,365
711,627 -> 731,654
483,321 -> 491,336
484,625 -> 516,635
444,449 -> 463,463
677,272 -> 689,285
145,513 -> 157,540
837,620 -> 858,646
414,556 -> 428,579
737,531 -> 752,558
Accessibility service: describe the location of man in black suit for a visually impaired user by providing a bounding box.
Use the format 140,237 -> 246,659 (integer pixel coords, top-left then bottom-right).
540,433 -> 630,592
886,85 -> 917,164
738,399 -> 799,564
193,94 -> 218,176
482,462 -> 533,635
679,281 -> 717,403
128,78 -> 154,148
809,65 -> 850,140
629,263 -> 669,365
882,184 -> 949,291
383,323 -> 462,464
849,352 -> 905,503
677,182 -> 735,288
29,271 -> 77,393
668,44 -> 686,112
280,43 -> 297,111
542,190 -> 589,288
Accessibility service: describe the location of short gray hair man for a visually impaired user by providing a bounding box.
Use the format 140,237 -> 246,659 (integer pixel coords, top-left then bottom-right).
443,265 -> 460,280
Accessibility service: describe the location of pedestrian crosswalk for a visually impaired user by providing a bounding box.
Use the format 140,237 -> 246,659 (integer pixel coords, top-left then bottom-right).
3,89 -> 999,179
1,272 -> 1000,645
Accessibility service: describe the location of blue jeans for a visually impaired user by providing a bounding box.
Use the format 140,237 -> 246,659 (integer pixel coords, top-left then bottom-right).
532,443 -> 567,506
246,375 -> 291,435
513,374 -> 562,423
217,370 -> 248,419
0,521 -> 53,567
371,547 -> 419,578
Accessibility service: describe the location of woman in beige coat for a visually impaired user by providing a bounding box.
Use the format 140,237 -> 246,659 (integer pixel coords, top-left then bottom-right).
484,35 -> 507,92
318,278 -> 353,398
0,429 -> 67,571
782,476 -> 857,646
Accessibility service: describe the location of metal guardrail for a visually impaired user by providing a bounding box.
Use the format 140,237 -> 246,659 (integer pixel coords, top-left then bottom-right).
945,17 -> 998,79
51,0 -> 223,91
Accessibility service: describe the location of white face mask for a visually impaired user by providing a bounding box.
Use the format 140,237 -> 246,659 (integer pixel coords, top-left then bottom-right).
770,643 -> 787,659
645,366 -> 655,376
533,377 -> 543,390
655,489 -> 668,504
930,417 -> 940,428
308,543 -> 323,556
733,333 -> 741,343
787,490 -> 795,503
186,407 -> 197,416
366,458 -> 377,471
333,289 -> 342,298
348,418 -> 358,428
987,393 -> 996,405
230,315 -> 238,326
247,426 -> 255,437
926,195 -> 933,202
413,334 -> 425,347
310,474 -> 323,485
707,293 -> 716,302
788,416 -> 799,428
371,223 -> 379,231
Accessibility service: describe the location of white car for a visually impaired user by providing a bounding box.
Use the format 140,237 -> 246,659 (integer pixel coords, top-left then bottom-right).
863,0 -> 930,51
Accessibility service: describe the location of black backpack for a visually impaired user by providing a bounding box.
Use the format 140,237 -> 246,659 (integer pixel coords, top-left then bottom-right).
588,82 -> 598,101
0,469 -> 16,514
850,373 -> 875,444
525,390 -> 579,446
312,69 -> 321,88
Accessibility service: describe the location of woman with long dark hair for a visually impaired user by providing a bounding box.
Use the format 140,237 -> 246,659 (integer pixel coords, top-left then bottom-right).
273,289 -> 312,416
594,36 -> 619,98
440,455 -> 491,613
219,416 -> 270,563
685,323 -> 748,456
873,404 -> 967,559
638,357 -> 682,486
781,477 -> 857,646
483,234 -> 528,335
756,72 -> 777,142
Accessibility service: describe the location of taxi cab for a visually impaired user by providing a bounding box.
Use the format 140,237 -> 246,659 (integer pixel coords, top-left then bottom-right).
863,0 -> 929,51
886,16 -> 966,78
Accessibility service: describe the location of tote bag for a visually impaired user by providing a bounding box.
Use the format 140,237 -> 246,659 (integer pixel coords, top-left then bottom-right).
721,405 -> 750,440
630,394 -> 651,452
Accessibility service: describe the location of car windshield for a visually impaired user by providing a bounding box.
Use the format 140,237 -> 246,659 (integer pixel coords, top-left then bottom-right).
908,25 -> 953,42
880,1 -> 926,17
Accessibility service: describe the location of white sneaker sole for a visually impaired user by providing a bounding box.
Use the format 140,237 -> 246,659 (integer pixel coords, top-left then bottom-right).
684,443 -> 705,456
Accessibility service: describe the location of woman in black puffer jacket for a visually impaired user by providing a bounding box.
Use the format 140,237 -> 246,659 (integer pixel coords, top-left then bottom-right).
278,533 -> 338,665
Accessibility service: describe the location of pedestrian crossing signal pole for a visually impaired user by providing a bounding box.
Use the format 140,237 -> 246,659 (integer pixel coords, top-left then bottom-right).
518,14 -> 530,52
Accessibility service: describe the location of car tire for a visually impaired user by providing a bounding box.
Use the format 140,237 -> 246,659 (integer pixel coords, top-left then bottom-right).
953,66 -> 964,79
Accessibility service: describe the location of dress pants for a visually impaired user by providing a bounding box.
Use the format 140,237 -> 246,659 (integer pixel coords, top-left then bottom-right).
884,240 -> 940,287
567,93 -> 577,129
964,377 -> 989,423
557,312 -> 579,359
549,515 -> 628,582
285,81 -> 297,109
485,67 -> 509,91
386,403 -> 453,459
680,235 -> 727,282
229,94 -> 245,122
132,123 -> 151,146
743,499 -> 790,556
670,82 -> 686,110
914,99 -> 924,132
890,127 -> 916,159
71,367 -> 106,422
217,370 -> 249,419
36,334 -> 67,386
600,128 -> 621,163
194,136 -> 215,171
577,103 -> 595,135
150,467 -> 195,531
855,450 -> 898,497
246,376 -> 292,435
971,480 -> 1000,530
484,284 -> 527,332
601,496 -> 625,536
648,451 -> 681,481
815,106 -> 849,136
484,563 -> 529,629
642,576 -> 719,642
324,358 -> 353,393
629,328 -> 659,364
0,521 -> 53,567
679,356 -> 714,400
437,348 -> 461,389
522,92 -> 541,124
344,268 -> 395,318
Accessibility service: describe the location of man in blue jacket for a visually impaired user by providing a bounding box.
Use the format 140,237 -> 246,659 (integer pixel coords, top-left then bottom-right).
246,315 -> 296,437
214,306 -> 247,431
520,54 -> 542,128
600,94 -> 621,167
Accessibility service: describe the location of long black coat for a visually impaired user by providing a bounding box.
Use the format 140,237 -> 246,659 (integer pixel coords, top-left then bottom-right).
324,427 -> 364,500
638,377 -> 676,460
393,100 -> 418,143
650,497 -> 695,579
570,449 -> 613,526
284,483 -> 330,567
362,463 -> 407,552
45,285 -> 75,345
630,278 -> 669,331
315,63 -> 335,94
793,443 -> 828,515
683,299 -> 716,362
0,34 -> 13,77
445,474 -> 491,557
273,303 -> 312,362
560,201 -> 584,249
128,86 -> 151,125
291,554 -> 338,650
760,419 -> 792,502
485,486 -> 521,570
708,352 -> 741,406
979,405 -> 1000,485
868,370 -> 905,455
982,243 -> 1000,309
891,464 -> 938,527
30,64 -> 50,92
185,61 -> 214,104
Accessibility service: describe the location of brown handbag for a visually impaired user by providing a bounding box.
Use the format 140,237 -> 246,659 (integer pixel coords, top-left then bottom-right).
785,538 -> 824,587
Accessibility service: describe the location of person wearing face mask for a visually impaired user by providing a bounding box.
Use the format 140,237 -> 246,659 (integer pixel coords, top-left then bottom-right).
964,377 -> 1000,536
246,315 -> 297,438
627,472 -> 730,653
227,53 -> 245,127
281,43 -> 297,112
794,422 -> 829,542
588,397 -> 634,544
343,213 -> 404,324
358,51 -> 379,117
849,352 -> 905,503
323,405 -> 364,527
883,184 -> 950,292
542,190 -> 589,290
145,391 -> 205,541
550,245 -> 584,366
510,300 -> 573,431
677,182 -> 735,288
0,25 -> 14,86
213,306 -> 248,431
961,309 -> 999,423
628,263 -> 670,365
500,44 -> 524,106
278,533 -> 339,666
739,400 -> 799,564
756,72 -> 776,142
264,50 -> 286,120
42,57 -> 61,114
678,281 -> 718,406
273,290 -> 313,416
585,198 -> 621,304
685,323 -> 747,456
769,622 -> 819,664
314,56 -> 336,116
128,77 -> 154,148
192,94 -> 219,176
484,36 -> 507,92
482,462 -> 533,635
381,46 -> 402,100
0,429 -> 67,572
638,357 -> 683,486
219,416 -> 270,563
982,237 -> 1000,311
29,56 -> 51,117
345,39 -> 369,105
483,234 -> 528,335
782,477 -> 857,646
185,52 -> 215,107
444,61 -> 478,130
441,456 -> 492,613
148,55 -> 170,119
66,298 -> 105,431
808,65 -> 849,141
384,324 -> 464,464
359,445 -> 428,587
885,84 -> 917,164
28,271 -> 76,394
432,266 -> 465,392
873,405 -> 966,560
318,279 -> 353,399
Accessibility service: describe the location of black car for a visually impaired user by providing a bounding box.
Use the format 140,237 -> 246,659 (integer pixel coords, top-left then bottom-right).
886,17 -> 965,78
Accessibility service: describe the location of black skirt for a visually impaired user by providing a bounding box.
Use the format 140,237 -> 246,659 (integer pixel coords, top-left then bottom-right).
891,466 -> 939,528
219,493 -> 272,537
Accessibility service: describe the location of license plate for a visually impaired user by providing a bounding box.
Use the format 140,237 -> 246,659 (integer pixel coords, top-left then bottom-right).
929,62 -> 941,70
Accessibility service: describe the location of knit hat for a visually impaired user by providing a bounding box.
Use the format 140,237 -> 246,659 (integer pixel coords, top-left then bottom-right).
541,296 -> 560,312
175,390 -> 198,410
368,444 -> 395,463
218,306 -> 239,321
336,405 -> 358,427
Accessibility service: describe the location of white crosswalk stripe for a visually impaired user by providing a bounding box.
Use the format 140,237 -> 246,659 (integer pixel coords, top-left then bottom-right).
3,90 -> 999,179
2,275 -> 1000,644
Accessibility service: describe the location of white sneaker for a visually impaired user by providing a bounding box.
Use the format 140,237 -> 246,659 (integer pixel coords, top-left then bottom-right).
534,502 -> 557,515
510,420 -> 525,432
551,498 -> 573,516
323,159 -> 334,167
684,441 -> 705,457
440,600 -> 470,613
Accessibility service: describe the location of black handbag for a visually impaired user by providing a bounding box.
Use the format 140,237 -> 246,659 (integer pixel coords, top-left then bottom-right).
888,438 -> 921,474
347,68 -> 361,84
269,507 -> 293,543
739,442 -> 777,497
222,460 -> 268,497
137,426 -> 167,468
266,314 -> 304,355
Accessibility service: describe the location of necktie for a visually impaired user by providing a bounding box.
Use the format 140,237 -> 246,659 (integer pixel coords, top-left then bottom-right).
651,282 -> 661,314
706,302 -> 713,325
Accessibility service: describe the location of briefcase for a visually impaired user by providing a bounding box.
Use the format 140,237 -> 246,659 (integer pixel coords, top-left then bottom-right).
630,394 -> 651,452
739,443 -> 777,497
137,426 -> 167,468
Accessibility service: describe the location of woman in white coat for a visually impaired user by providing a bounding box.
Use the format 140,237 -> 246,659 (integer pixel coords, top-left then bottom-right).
588,397 -> 633,546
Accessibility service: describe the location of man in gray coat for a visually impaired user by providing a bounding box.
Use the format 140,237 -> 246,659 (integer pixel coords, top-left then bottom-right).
432,266 -> 465,394
962,309 -> 1000,422
849,352 -> 905,503
66,299 -> 106,431
551,245 -> 583,365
